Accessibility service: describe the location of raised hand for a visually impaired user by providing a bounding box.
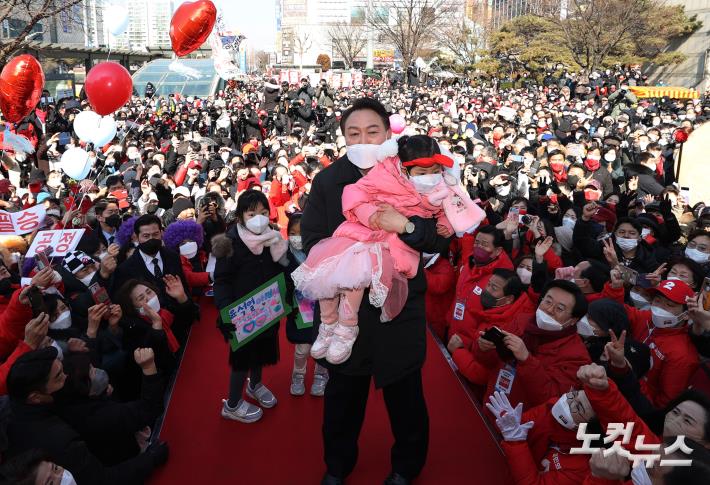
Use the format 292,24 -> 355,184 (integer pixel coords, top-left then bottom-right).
485,391 -> 534,441
603,330 -> 626,369
581,202 -> 598,222
134,347 -> 157,375
502,330 -> 530,362
534,236 -> 554,263
163,274 -> 187,303
602,238 -> 619,267
577,363 -> 609,391
24,313 -> 49,350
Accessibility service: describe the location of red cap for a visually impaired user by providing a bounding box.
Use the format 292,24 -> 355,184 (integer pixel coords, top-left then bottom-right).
648,280 -> 695,304
401,153 -> 454,169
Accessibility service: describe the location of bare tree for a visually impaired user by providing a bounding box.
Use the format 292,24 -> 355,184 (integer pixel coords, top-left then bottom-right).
437,17 -> 487,66
293,31 -> 313,69
327,21 -> 367,69
0,0 -> 86,64
367,0 -> 455,68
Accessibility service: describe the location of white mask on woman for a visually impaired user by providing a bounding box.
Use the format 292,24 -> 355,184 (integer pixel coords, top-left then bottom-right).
516,267 -> 532,285
245,214 -> 270,235
179,241 -> 199,259
51,310 -> 73,330
60,469 -> 78,485
576,315 -> 597,337
615,237 -> 638,252
562,217 -> 576,229
685,247 -> 709,264
138,295 -> 161,315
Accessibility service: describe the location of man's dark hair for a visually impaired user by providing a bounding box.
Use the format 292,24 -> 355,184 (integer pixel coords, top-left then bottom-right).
105,174 -> 124,190
0,449 -> 52,485
235,189 -> 269,224
133,214 -> 163,235
492,268 -> 523,299
541,280 -> 588,318
580,259 -> 611,293
477,224 -> 505,248
547,149 -> 565,160
638,152 -> 655,165
662,436 -> 710,484
7,347 -> 59,401
339,98 -> 391,133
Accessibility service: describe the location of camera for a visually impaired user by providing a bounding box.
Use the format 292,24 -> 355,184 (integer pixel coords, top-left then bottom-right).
520,215 -> 532,225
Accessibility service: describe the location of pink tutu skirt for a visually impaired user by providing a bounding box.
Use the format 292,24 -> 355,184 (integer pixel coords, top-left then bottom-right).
291,236 -> 408,322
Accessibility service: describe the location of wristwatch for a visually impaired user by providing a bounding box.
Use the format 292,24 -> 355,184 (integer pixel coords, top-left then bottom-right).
404,220 -> 415,234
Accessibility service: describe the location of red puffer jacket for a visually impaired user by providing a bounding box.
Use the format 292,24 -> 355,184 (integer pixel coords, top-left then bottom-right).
626,305 -> 699,408
448,252 -> 514,347
502,398 -> 590,485
424,255 -> 456,341
477,315 -> 592,414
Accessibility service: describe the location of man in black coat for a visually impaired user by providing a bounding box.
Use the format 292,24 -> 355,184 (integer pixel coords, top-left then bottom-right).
301,98 -> 449,485
114,215 -> 196,343
5,346 -> 168,484
241,105 -> 263,141
623,152 -> 664,197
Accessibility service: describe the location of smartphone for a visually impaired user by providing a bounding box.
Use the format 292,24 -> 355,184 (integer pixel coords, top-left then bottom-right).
703,277 -> 710,311
636,274 -> 653,289
27,287 -> 46,317
58,132 -> 71,146
618,266 -> 639,286
482,327 -> 515,361
529,159 -> 540,177
680,186 -> 690,205
509,154 -> 524,163
89,283 -> 111,305
36,248 -> 52,271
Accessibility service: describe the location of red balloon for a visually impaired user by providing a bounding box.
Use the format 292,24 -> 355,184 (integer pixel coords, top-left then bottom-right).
674,129 -> 689,144
0,55 -> 45,124
170,0 -> 217,57
85,62 -> 133,116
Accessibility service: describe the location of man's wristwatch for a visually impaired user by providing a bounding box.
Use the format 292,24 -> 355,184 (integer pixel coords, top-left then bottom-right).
403,220 -> 415,234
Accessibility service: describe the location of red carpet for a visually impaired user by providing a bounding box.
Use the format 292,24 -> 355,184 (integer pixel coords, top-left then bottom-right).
150,300 -> 512,485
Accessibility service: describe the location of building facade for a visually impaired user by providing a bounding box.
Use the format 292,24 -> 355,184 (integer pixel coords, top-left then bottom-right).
110,0 -> 174,51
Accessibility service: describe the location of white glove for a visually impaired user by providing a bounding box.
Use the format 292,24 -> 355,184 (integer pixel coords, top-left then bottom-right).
485,391 -> 534,441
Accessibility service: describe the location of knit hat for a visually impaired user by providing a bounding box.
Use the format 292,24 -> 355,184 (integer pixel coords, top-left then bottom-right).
172,197 -> 194,217
62,251 -> 95,275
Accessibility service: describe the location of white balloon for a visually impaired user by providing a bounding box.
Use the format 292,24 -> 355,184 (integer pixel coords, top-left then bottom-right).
91,116 -> 117,146
73,111 -> 101,143
60,148 -> 92,181
106,5 -> 129,36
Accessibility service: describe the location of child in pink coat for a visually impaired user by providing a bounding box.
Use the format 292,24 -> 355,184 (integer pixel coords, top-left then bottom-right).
292,135 -> 485,364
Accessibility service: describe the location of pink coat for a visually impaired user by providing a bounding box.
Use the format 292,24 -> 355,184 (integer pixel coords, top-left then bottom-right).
334,157 -> 449,278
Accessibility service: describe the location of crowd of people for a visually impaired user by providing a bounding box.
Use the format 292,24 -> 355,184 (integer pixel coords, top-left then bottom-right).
0,65 -> 709,484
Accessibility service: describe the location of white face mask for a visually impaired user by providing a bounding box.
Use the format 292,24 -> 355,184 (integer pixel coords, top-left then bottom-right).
536,308 -> 565,332
495,183 -> 512,197
79,271 -> 96,287
576,315 -> 597,337
641,228 -> 651,238
50,339 -> 64,361
526,133 -> 535,141
138,295 -> 161,315
289,235 -> 303,251
179,241 -> 199,259
410,173 -> 443,194
59,469 -> 78,485
51,310 -> 72,330
630,463 -> 652,485
516,267 -> 532,285
551,394 -> 577,430
604,152 -> 616,162
616,237 -> 638,252
650,305 -> 686,328
245,214 -> 270,235
629,290 -> 652,310
346,143 -> 381,169
685,247 -> 710,264
221,152 -> 230,162
562,217 -> 576,229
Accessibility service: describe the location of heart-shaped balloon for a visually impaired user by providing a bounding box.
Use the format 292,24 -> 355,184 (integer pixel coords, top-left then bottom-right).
73,110 -> 102,143
91,116 -> 117,146
84,62 -> 132,116
60,147 -> 93,180
170,0 -> 217,57
0,55 -> 45,123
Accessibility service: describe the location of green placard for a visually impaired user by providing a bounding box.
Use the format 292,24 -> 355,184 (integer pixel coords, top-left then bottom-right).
219,273 -> 291,351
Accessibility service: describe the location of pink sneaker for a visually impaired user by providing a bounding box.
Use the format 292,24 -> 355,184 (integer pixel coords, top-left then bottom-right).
326,323 -> 359,364
311,322 -> 336,359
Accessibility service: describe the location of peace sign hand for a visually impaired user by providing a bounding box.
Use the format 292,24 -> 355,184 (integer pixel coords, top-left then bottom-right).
603,330 -> 627,369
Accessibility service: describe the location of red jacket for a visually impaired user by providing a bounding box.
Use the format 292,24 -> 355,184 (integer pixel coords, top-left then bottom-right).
626,305 -> 699,408
449,252 -> 514,346
268,178 -> 293,209
452,294 -> 536,385
424,255 -> 456,341
0,342 -> 33,395
477,315 -> 591,413
180,254 -> 210,290
0,289 -> 34,359
502,399 -> 590,485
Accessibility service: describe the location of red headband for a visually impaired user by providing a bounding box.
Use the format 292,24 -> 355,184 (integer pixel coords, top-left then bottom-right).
402,153 -> 454,169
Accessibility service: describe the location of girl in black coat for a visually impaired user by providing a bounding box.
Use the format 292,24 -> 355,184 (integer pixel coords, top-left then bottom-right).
212,190 -> 289,423
284,213 -> 328,397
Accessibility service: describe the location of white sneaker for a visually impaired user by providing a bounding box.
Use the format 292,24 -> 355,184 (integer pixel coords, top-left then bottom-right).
290,373 -> 306,396
310,322 -> 337,359
246,379 -> 278,408
310,372 -> 328,397
221,399 -> 263,423
326,324 -> 359,364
